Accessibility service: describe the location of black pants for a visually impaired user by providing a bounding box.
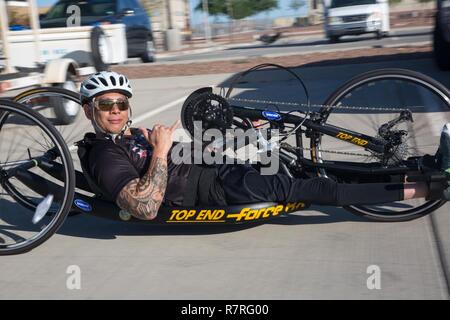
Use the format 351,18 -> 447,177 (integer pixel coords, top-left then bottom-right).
211,164 -> 404,206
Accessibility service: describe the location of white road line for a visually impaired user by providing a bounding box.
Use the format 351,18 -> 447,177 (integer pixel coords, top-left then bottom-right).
133,95 -> 188,124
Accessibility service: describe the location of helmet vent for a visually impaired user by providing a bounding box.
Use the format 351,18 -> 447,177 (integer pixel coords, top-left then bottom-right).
81,71 -> 133,101
85,84 -> 97,90
98,77 -> 108,86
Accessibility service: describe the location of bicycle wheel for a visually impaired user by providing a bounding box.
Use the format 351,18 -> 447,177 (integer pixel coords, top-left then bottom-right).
13,86 -> 90,179
0,99 -> 75,255
14,86 -> 81,124
314,68 -> 450,221
13,87 -> 84,206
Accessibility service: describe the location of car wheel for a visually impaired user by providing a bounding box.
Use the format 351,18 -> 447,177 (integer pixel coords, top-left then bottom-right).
329,35 -> 339,43
141,37 -> 156,63
52,73 -> 80,125
90,26 -> 111,71
434,18 -> 450,71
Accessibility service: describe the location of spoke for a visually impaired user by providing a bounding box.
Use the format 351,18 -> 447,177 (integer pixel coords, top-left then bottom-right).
41,131 -> 54,150
24,130 -> 48,152
0,228 -> 27,244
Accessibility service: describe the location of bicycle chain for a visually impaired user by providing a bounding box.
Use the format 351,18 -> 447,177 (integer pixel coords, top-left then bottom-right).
280,143 -> 375,158
227,97 -> 423,112
227,97 -> 417,159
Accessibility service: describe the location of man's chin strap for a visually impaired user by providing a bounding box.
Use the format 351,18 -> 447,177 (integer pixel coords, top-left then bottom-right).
91,106 -> 133,143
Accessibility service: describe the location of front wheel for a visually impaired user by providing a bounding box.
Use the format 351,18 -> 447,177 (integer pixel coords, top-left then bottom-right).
329,35 -> 340,43
376,29 -> 389,39
315,68 -> 450,221
141,37 -> 156,63
0,99 -> 75,255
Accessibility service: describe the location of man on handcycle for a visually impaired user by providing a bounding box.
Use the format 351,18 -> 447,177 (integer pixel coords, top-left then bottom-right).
78,71 -> 450,221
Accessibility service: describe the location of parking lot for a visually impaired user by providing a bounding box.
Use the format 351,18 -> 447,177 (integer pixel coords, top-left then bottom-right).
1,52 -> 450,299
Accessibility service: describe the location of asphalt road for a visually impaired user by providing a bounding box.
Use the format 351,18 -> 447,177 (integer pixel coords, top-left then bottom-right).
1,53 -> 450,299
155,26 -> 432,64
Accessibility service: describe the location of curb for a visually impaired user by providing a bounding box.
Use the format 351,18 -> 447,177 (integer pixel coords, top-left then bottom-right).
119,41 -> 431,68
152,25 -> 432,60
155,44 -> 229,59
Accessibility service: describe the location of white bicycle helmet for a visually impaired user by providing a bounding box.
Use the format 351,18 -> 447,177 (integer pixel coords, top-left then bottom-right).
80,71 -> 134,139
81,71 -> 132,104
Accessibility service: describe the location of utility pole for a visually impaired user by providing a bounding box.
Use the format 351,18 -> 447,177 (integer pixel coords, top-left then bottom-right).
166,0 -> 173,29
184,0 -> 191,39
227,0 -> 234,42
0,0 -> 13,73
164,0 -> 181,50
202,0 -> 211,43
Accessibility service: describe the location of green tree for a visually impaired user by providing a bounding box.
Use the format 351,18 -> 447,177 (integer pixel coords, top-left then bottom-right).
289,0 -> 306,11
196,0 -> 278,20
389,0 -> 402,5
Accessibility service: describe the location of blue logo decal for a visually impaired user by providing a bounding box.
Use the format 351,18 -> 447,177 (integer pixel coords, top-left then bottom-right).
262,110 -> 281,121
74,199 -> 92,212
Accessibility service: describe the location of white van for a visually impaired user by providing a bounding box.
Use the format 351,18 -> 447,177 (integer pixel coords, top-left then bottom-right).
323,0 -> 390,42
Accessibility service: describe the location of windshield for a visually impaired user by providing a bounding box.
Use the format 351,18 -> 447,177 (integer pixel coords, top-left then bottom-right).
330,0 -> 377,8
44,0 -> 117,19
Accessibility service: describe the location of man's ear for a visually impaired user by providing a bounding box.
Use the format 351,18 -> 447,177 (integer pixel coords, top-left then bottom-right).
83,104 -> 93,120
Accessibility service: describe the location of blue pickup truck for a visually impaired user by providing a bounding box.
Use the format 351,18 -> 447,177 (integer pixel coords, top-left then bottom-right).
40,0 -> 155,63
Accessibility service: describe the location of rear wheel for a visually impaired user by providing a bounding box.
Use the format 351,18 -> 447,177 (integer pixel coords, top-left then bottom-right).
315,68 -> 450,221
0,99 -> 75,255
91,26 -> 111,72
51,73 -> 80,125
141,35 -> 156,63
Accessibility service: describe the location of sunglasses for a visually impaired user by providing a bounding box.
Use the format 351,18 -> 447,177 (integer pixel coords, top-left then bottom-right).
92,98 -> 130,112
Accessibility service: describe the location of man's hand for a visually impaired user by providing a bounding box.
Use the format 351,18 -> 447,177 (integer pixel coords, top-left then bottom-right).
252,119 -> 266,128
140,120 -> 180,157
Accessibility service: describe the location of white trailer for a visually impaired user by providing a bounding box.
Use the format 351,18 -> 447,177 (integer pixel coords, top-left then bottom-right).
0,0 -> 127,123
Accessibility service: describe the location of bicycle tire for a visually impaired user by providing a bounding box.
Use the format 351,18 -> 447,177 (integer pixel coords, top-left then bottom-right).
14,86 -> 82,125
0,99 -> 75,255
14,86 -> 81,106
12,87 -> 81,211
314,68 -> 449,222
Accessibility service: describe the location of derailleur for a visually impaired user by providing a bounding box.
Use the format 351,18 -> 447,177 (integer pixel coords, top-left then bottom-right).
378,110 -> 413,147
376,110 -> 414,165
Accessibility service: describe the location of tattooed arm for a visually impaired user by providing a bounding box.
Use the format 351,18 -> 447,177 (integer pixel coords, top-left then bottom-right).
116,155 -> 168,220
116,120 -> 180,220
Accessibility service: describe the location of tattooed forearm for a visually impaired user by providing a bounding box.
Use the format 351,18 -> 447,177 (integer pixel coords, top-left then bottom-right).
116,156 -> 168,220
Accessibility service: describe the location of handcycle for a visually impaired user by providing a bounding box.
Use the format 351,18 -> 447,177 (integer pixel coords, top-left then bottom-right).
1,64 -> 449,255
